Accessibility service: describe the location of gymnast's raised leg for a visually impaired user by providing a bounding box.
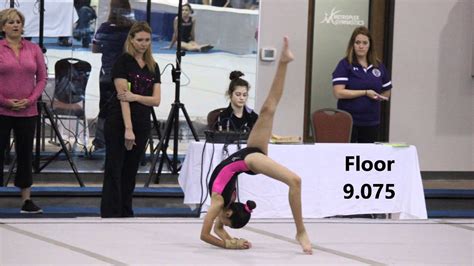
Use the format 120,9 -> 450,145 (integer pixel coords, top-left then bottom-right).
245,37 -> 313,254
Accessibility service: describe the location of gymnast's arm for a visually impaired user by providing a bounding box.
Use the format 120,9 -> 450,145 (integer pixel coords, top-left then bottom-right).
200,194 -> 227,248
213,217 -> 232,241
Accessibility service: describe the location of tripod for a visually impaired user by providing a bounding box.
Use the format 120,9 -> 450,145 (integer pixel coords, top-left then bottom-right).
145,0 -> 199,187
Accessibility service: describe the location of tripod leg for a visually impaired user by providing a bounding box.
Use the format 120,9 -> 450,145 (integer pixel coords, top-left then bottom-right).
179,104 -> 199,141
41,103 -> 85,187
151,109 -> 162,140
171,104 -> 180,174
145,105 -> 176,187
41,113 -> 46,151
146,133 -> 154,166
5,154 -> 17,187
149,109 -> 170,167
34,107 -> 41,172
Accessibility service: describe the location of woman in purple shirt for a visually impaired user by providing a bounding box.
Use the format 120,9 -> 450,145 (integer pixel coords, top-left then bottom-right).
200,37 -> 312,254
0,9 -> 47,213
332,26 -> 392,143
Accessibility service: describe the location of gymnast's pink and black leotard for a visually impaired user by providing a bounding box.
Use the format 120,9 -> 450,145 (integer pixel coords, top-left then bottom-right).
208,147 -> 263,207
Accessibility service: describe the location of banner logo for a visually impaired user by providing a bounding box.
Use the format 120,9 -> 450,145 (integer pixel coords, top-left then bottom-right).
320,8 -> 365,26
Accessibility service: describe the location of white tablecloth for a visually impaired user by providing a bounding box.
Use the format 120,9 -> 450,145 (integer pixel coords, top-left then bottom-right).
178,142 -> 428,219
16,0 -> 78,37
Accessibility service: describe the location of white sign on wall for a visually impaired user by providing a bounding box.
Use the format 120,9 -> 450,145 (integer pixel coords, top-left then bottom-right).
320,7 -> 365,26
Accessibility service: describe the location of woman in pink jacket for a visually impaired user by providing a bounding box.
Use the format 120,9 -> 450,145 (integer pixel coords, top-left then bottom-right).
0,9 -> 47,213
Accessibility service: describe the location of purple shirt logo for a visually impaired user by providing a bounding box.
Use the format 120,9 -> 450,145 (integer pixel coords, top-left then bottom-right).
372,68 -> 381,77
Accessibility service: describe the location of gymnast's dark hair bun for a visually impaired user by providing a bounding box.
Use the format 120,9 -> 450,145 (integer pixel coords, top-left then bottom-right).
246,200 -> 256,210
229,70 -> 245,81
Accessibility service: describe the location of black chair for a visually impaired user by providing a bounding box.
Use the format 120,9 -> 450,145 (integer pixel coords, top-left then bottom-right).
51,58 -> 91,153
207,107 -> 226,130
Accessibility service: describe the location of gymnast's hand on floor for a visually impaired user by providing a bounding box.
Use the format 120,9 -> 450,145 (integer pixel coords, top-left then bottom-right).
225,238 -> 251,249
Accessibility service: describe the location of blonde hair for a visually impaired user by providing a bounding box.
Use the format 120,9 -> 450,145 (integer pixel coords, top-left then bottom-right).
1,8 -> 25,36
345,26 -> 380,67
124,21 -> 156,73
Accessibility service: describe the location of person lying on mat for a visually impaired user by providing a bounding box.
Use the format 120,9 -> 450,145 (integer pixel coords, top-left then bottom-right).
200,37 -> 313,254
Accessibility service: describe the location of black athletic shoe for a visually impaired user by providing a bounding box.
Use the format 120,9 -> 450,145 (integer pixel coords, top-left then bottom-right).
200,45 -> 214,52
20,200 -> 43,214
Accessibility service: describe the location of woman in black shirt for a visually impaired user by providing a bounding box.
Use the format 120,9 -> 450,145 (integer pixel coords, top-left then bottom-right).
101,21 -> 161,218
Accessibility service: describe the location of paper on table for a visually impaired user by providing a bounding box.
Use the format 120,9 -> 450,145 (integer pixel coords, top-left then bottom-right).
375,142 -> 410,147
270,134 -> 302,144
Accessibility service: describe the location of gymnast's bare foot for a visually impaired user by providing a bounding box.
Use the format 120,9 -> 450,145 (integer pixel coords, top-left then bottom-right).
296,231 -> 313,255
280,36 -> 294,64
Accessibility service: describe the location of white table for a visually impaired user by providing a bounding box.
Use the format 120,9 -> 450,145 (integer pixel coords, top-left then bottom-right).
178,142 -> 427,219
16,0 -> 78,37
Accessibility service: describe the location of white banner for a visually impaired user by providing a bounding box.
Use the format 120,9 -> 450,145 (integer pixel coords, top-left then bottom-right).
16,0 -> 78,37
179,142 -> 427,219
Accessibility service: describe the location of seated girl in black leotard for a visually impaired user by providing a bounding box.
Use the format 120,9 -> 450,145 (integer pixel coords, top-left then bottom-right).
167,4 -> 213,52
200,37 -> 313,255
215,71 -> 258,132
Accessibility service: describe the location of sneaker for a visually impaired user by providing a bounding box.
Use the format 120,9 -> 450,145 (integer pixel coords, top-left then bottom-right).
21,199 -> 43,214
57,37 -> 72,47
200,44 -> 214,53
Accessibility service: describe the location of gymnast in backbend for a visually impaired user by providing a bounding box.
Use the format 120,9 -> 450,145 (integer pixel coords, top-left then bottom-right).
200,37 -> 313,254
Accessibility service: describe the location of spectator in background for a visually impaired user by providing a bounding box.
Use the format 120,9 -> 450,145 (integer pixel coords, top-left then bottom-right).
214,71 -> 258,132
229,0 -> 254,9
211,0 -> 230,7
91,0 -> 134,152
0,9 -> 47,213
332,26 -> 392,143
168,3 -> 213,52
58,0 -> 97,47
72,0 -> 97,48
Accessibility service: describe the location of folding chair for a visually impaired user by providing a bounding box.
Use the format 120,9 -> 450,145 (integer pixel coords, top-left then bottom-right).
207,107 -> 226,130
50,58 -> 91,154
312,108 -> 353,143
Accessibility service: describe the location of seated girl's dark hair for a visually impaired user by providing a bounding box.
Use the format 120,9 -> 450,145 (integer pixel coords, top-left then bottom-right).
228,200 -> 256,229
227,70 -> 250,97
183,3 -> 194,14
229,70 -> 244,81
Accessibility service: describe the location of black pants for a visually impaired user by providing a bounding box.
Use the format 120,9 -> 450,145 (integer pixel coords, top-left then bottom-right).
100,117 -> 150,218
0,116 -> 37,188
351,125 -> 379,143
